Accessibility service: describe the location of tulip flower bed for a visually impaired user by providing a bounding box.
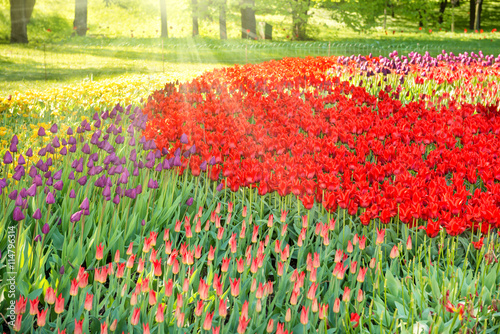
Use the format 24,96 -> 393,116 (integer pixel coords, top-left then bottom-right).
1,51 -> 500,334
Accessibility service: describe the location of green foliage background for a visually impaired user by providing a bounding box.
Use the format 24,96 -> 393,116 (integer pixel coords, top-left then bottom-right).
1,0 -> 500,43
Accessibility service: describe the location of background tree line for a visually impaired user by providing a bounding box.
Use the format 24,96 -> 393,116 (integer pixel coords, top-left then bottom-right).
5,0 -> 498,43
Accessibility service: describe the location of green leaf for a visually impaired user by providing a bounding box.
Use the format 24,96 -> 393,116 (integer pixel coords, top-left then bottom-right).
385,269 -> 401,297
394,301 -> 408,319
484,265 -> 496,291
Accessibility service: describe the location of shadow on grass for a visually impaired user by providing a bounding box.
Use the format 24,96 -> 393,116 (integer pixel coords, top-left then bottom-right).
1,35 -> 499,93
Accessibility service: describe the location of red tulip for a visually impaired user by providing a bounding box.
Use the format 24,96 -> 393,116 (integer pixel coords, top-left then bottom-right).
84,293 -> 93,311
131,308 -> 140,326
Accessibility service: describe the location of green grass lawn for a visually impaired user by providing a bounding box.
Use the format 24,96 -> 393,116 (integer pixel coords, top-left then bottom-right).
1,33 -> 499,97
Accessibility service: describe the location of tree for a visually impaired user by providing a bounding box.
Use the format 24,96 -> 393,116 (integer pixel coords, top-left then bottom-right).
240,0 -> 256,39
470,0 -> 483,30
74,0 -> 88,36
290,0 -> 312,40
9,0 -> 36,43
192,0 -> 199,36
160,0 -> 168,37
219,0 -> 227,39
438,0 -> 448,24
329,0 -> 386,32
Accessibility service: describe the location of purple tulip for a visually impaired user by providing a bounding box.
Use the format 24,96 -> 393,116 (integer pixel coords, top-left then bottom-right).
33,175 -> 43,186
10,142 -> 17,153
200,161 -> 207,171
112,195 -> 120,205
147,179 -> 159,189
27,184 -> 36,197
34,235 -> 42,242
42,223 -> 50,234
50,124 -> 58,134
54,180 -> 64,191
128,137 -> 136,146
46,192 -> 55,204
3,151 -> 12,164
186,197 -> 194,206
141,219 -> 146,226
38,127 -> 46,136
163,159 -> 171,170
80,198 -> 89,210
11,135 -> 18,145
59,266 -> 65,275
68,171 -> 75,180
136,184 -> 142,194
15,195 -> 23,206
180,133 -> 188,144
26,148 -> 33,157
12,170 -> 24,181
173,156 -> 182,167
102,185 -> 111,197
81,143 -> 91,155
70,189 -> 76,198
68,137 -> 76,145
209,156 -> 216,165
29,166 -> 37,178
155,163 -> 162,172
145,160 -> 154,169
0,178 -> 7,189
174,148 -> 181,157
125,188 -> 136,199
189,144 -> 196,154
216,183 -> 223,192
70,210 -> 83,223
46,177 -> 53,186
8,190 -> 18,200
69,145 -> 77,153
53,170 -> 62,180
37,147 -> 46,157
77,176 -> 88,186
94,119 -> 101,128
32,208 -> 42,220
18,155 -> 26,165
75,161 -> 83,173
146,151 -> 154,161
13,207 -> 25,221
52,137 -> 60,148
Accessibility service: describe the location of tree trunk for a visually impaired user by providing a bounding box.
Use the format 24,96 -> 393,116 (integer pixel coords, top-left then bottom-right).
192,0 -> 199,36
240,0 -> 256,39
74,0 -> 88,36
10,0 -> 36,44
474,0 -> 482,30
219,0 -> 227,39
291,0 -> 310,40
25,0 -> 36,22
160,0 -> 168,37
469,0 -> 475,29
438,0 -> 447,24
